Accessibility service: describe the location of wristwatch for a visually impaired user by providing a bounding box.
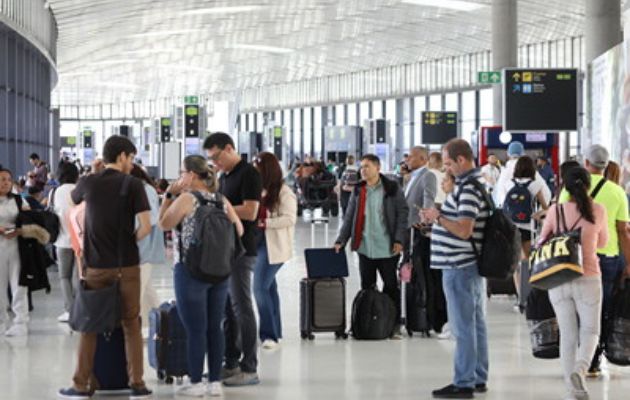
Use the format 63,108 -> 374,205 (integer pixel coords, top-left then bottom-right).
165,192 -> 174,200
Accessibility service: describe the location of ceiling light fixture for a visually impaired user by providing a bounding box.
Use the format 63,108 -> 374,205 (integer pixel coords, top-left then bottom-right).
122,48 -> 181,55
228,44 -> 294,54
130,29 -> 199,38
180,5 -> 262,15
87,59 -> 137,66
401,0 -> 485,12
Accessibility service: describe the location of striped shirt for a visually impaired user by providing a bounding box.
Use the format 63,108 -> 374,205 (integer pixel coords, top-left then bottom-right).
430,168 -> 490,270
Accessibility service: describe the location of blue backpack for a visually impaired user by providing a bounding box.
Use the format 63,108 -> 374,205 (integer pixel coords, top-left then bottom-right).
504,179 -> 534,224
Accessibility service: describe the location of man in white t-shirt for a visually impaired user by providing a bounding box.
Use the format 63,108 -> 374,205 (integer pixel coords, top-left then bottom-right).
494,141 -> 551,207
480,154 -> 501,193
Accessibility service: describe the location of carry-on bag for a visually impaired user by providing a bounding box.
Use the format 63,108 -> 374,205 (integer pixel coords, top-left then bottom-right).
299,278 -> 347,340
148,301 -> 188,383
400,228 -> 430,337
93,327 -> 129,392
605,279 -> 630,366
351,288 -> 396,340
525,288 -> 560,359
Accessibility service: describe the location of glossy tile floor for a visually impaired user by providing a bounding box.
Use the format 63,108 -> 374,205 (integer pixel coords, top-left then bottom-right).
2,217 -> 630,400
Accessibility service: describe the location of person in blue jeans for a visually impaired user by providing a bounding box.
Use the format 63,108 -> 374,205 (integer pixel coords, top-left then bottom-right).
421,139 -> 490,399
252,152 -> 297,349
159,155 -> 243,397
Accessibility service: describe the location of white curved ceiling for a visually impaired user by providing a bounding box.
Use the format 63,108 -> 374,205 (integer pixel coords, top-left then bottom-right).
50,0 -> 588,106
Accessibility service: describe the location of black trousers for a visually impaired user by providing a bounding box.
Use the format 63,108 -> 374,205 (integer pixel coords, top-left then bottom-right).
358,253 -> 401,323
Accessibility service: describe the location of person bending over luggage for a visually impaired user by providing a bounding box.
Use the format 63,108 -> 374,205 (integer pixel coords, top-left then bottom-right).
252,152 -> 297,350
538,167 -> 608,400
59,135 -> 153,399
159,155 -> 243,397
334,154 -> 408,339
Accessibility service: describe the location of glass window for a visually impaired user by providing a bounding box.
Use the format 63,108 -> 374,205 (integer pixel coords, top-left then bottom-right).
414,96 -> 426,145
348,103 -> 358,126
292,109 -> 302,158
445,93 -> 458,112
429,94 -> 442,111
377,100 -> 383,118
480,89 -> 493,122
360,101 -> 370,124
335,105 -> 344,126
313,107 -> 321,159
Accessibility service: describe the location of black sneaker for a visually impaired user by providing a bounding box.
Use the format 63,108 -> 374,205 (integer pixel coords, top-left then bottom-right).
474,383 -> 488,393
58,387 -> 91,399
432,384 -> 474,399
129,386 -> 152,399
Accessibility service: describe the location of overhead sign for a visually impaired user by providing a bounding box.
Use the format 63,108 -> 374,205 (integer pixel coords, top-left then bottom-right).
478,71 -> 501,84
184,95 -> 199,105
421,111 -> 458,144
83,129 -> 93,148
503,68 -> 578,131
184,105 -> 199,138
61,136 -> 76,147
160,117 -> 172,142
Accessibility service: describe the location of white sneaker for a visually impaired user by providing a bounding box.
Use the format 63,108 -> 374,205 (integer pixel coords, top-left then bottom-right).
261,339 -> 279,350
176,382 -> 206,397
437,329 -> 452,340
5,324 -> 27,337
57,312 -> 70,323
207,381 -> 223,397
570,372 -> 589,400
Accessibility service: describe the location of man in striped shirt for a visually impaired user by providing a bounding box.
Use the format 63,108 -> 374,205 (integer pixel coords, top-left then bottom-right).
421,139 -> 490,399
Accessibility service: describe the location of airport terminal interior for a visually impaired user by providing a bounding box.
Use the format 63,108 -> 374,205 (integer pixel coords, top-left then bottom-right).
2,0 -> 630,399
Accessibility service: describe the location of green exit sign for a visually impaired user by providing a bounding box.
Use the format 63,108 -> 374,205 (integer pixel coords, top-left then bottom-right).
478,71 -> 501,84
184,96 -> 199,104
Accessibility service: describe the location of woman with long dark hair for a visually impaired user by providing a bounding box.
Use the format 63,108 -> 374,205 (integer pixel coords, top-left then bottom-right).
538,167 -> 608,400
252,152 -> 297,349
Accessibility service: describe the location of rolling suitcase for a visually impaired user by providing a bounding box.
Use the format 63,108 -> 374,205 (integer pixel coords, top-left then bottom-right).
93,327 -> 129,392
300,278 -> 348,340
400,228 -> 430,337
148,301 -> 188,384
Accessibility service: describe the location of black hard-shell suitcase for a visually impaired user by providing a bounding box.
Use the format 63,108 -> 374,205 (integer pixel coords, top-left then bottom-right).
605,279 -> 630,366
299,278 -> 348,340
93,327 -> 129,392
486,275 -> 517,297
525,288 -> 560,359
148,301 -> 188,383
401,228 -> 431,337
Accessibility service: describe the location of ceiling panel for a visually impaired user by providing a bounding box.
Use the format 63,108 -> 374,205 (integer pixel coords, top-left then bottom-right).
49,0 -> 589,106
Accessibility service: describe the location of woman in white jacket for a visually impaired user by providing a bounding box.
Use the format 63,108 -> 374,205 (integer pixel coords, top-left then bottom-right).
252,152 -> 297,350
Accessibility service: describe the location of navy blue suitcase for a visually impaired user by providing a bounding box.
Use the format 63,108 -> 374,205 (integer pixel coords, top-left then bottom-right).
93,327 -> 129,391
148,301 -> 188,383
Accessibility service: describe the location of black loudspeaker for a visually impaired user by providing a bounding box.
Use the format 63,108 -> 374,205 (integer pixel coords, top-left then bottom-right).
119,125 -> 130,137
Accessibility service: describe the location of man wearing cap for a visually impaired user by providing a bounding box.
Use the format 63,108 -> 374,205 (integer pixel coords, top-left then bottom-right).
558,144 -> 630,377
493,141 -> 552,207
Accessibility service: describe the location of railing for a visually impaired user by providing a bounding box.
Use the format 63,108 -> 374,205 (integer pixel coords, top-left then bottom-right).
0,0 -> 57,62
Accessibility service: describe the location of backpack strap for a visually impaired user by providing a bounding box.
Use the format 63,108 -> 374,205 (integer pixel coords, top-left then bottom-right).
558,204 -> 569,233
455,177 -> 494,262
116,175 -> 132,269
190,190 -> 209,206
590,178 -> 607,200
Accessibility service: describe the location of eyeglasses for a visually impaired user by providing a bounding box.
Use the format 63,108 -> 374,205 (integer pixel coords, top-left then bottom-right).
209,149 -> 223,162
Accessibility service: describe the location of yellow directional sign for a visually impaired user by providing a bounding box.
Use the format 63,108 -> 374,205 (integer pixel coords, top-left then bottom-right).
523,72 -> 532,82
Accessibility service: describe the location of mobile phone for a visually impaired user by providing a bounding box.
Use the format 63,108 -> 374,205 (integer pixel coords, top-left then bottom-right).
4,228 -> 16,235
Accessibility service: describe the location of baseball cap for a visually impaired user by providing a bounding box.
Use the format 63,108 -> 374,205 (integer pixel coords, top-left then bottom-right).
584,144 -> 609,170
507,141 -> 525,157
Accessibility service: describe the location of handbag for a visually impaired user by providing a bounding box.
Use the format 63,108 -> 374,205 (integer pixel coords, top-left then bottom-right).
69,175 -> 131,333
529,204 -> 584,290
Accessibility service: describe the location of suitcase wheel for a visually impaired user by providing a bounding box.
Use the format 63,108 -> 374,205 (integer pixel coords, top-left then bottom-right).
300,332 -> 308,340
407,329 -> 413,337
176,377 -> 184,385
334,331 -> 348,340
157,371 -> 165,381
165,376 -> 174,384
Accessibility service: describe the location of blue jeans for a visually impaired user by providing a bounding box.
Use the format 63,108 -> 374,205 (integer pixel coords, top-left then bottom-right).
174,263 -> 229,383
442,264 -> 489,388
592,254 -> 625,366
253,241 -> 283,342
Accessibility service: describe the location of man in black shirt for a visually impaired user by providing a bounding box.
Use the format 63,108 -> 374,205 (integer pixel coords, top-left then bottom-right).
59,135 -> 153,399
204,133 -> 262,386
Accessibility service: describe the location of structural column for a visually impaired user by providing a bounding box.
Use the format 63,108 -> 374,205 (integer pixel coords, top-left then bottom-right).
585,0 -> 621,64
491,0 -> 518,126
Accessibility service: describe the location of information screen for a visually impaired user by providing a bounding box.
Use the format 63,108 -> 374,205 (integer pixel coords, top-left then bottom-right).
504,68 -> 578,131
421,111 -> 458,144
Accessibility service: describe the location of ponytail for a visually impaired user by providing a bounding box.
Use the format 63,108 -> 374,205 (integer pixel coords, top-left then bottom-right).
564,167 -> 595,224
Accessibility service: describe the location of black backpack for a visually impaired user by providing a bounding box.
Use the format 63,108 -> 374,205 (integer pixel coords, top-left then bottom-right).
605,279 -> 630,366
351,289 -> 396,340
180,191 -> 243,284
525,288 -> 560,359
456,178 -> 521,279
504,179 -> 534,224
